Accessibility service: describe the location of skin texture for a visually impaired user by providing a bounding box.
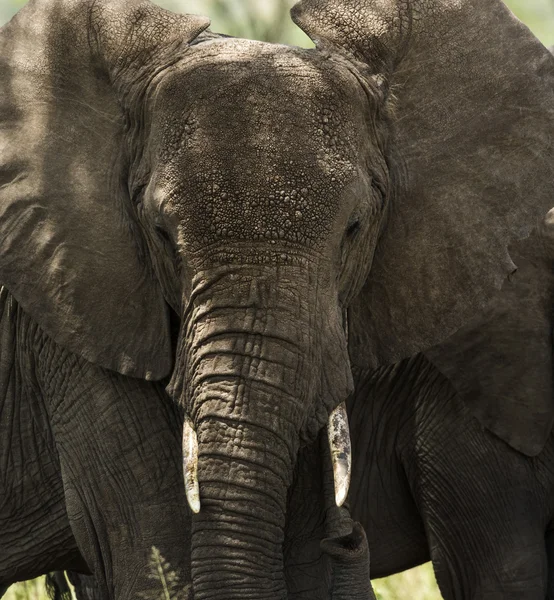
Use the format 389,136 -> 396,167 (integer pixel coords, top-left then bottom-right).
350,353 -> 554,599
2,0 -> 554,598
342,218 -> 554,599
0,288 -> 189,598
0,288 -> 89,586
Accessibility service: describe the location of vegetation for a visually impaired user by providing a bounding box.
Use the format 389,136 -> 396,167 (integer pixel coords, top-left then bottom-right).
1,0 -> 553,598
4,563 -> 442,599
2,0 -> 554,45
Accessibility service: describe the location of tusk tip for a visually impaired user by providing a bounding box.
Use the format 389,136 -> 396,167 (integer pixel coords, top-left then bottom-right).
335,487 -> 348,508
186,486 -> 201,514
333,459 -> 351,507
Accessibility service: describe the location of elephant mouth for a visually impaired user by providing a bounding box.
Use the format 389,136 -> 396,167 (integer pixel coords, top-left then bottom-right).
182,402 -> 352,514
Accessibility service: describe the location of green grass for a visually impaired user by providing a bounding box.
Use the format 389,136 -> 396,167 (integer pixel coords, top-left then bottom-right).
6,563 -> 443,599
374,563 -> 443,599
4,578 -> 52,600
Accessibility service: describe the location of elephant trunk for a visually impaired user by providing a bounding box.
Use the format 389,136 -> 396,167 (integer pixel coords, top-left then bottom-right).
192,418 -> 292,599
170,265 -> 353,599
186,318 -> 302,600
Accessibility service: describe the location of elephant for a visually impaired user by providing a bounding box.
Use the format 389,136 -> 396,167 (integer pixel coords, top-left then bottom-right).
348,354 -> 554,600
2,0 -> 554,598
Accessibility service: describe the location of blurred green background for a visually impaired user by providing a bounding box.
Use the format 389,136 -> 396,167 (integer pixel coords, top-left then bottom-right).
1,0 -> 553,598
2,0 -> 554,46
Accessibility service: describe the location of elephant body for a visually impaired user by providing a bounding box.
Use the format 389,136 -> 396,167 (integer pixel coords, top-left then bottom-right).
346,217 -> 554,599
0,287 -> 190,598
0,287 -> 87,585
351,355 -> 554,599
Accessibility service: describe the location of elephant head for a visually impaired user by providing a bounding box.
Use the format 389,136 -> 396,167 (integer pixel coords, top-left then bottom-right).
2,0 -> 554,597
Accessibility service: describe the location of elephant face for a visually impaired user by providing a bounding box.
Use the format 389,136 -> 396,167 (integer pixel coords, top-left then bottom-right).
2,0 -> 554,597
140,40 -> 388,432
142,40 -> 387,300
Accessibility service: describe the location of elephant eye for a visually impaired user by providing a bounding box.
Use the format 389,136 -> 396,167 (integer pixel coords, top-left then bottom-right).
155,224 -> 171,243
346,216 -> 361,238
131,182 -> 147,206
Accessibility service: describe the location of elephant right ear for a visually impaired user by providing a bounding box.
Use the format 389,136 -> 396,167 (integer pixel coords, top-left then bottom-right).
426,212 -> 554,456
0,0 -> 209,379
292,0 -> 554,368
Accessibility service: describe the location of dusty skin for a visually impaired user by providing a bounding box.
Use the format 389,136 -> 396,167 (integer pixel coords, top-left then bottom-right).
2,0 -> 554,599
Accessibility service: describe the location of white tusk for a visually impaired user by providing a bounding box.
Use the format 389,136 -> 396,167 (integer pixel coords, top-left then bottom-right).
183,415 -> 201,514
327,402 -> 352,508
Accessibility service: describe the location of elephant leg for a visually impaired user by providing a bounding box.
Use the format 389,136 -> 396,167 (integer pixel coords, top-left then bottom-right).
45,572 -> 73,600
40,344 -> 190,600
0,292 -> 86,586
347,363 -> 431,579
405,389 -> 549,599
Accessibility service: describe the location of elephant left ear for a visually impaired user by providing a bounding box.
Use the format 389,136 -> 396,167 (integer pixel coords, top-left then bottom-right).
426,212 -> 554,457
292,0 -> 554,368
0,0 -> 209,379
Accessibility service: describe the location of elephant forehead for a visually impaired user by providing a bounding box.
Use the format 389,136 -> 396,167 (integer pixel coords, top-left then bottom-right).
160,40 -> 368,153
151,40 -> 373,251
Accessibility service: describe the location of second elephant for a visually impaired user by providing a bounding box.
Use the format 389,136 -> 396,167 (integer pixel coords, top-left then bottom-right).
352,353 -> 554,599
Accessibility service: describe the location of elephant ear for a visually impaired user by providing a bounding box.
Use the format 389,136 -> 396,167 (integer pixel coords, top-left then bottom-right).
291,0 -> 554,367
426,212 -> 554,456
0,0 -> 209,378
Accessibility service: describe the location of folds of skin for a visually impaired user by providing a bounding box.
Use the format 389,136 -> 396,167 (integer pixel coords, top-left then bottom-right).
348,354 -> 554,597
0,288 -> 89,587
184,402 -> 352,515
6,290 -> 192,599
167,265 -> 352,600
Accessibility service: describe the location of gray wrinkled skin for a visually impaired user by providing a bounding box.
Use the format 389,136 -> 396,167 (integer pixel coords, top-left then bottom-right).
286,216 -> 554,599
348,350 -> 554,599
2,0 -> 554,598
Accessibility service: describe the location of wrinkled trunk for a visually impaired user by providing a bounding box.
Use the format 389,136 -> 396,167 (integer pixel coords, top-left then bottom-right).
187,311 -> 306,600
170,266 -> 353,599
192,418 -> 291,599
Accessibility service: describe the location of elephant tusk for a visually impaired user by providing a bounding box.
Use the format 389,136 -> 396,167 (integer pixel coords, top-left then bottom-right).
327,402 -> 352,508
183,415 -> 201,514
